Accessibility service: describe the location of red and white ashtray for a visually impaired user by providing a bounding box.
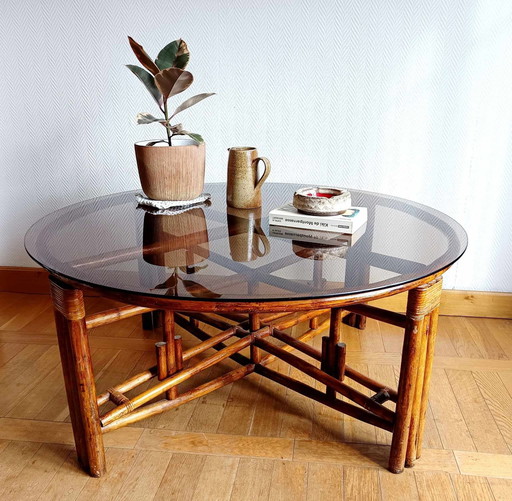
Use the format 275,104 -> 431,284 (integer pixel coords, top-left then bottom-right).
293,186 -> 351,216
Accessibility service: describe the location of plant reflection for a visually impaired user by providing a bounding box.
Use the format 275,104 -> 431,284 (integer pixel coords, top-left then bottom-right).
142,208 -> 221,298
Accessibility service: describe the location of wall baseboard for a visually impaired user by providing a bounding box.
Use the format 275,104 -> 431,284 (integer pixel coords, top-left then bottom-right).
0,267 -> 510,319
370,290 -> 512,320
0,267 -> 99,296
0,266 -> 52,295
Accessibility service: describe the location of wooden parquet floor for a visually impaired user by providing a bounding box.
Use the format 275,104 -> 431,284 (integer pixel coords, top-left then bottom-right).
0,291 -> 511,500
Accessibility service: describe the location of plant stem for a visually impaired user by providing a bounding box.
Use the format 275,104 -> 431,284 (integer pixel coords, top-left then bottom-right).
163,100 -> 172,146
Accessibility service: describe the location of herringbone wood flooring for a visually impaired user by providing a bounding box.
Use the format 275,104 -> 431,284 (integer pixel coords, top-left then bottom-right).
0,292 -> 511,500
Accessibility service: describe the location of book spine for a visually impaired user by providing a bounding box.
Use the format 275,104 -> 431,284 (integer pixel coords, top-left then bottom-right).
269,229 -> 351,246
269,215 -> 354,233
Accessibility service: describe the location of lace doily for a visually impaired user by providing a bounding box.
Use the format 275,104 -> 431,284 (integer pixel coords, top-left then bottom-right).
136,193 -> 211,215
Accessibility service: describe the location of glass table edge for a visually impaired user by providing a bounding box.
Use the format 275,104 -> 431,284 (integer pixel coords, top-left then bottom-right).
23,184 -> 468,304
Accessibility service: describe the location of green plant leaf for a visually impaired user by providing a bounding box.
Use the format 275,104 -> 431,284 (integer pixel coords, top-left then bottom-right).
128,36 -> 160,75
136,112 -> 165,124
155,39 -> 190,70
126,65 -> 162,107
170,93 -> 216,119
154,68 -> 193,100
185,133 -> 204,143
174,40 -> 190,69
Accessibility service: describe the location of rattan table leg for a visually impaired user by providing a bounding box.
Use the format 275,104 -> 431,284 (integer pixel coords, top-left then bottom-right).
405,313 -> 430,466
163,310 -> 178,400
50,276 -> 106,477
142,311 -> 154,330
388,312 -> 425,473
388,279 -> 443,473
325,308 -> 344,398
414,304 -> 441,460
250,313 -> 262,363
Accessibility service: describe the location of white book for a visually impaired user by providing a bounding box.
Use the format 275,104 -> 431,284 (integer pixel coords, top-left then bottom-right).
269,224 -> 367,247
269,203 -> 367,234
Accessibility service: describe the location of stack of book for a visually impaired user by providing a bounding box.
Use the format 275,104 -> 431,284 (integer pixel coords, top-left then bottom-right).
269,203 -> 367,234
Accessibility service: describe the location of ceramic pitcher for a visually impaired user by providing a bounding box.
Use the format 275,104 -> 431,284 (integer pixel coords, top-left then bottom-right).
226,147 -> 271,209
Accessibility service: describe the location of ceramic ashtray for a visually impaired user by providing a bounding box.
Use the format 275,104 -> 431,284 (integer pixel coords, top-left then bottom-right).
293,187 -> 351,215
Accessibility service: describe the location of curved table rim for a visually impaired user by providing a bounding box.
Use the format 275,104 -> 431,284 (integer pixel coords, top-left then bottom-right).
47,266 -> 449,313
25,184 -> 467,306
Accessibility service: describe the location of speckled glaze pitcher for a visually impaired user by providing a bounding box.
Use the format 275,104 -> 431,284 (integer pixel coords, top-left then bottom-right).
226,147 -> 271,209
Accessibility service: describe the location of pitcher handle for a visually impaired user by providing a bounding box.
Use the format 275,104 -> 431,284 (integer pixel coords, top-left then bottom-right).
254,157 -> 271,191
254,229 -> 271,257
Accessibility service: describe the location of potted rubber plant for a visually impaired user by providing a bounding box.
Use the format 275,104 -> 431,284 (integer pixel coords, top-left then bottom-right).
127,37 -> 215,201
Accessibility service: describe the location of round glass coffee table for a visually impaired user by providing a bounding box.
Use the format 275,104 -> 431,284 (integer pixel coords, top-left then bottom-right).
25,182 -> 467,477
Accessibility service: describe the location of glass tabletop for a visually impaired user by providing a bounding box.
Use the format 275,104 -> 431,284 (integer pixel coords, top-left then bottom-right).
25,183 -> 467,302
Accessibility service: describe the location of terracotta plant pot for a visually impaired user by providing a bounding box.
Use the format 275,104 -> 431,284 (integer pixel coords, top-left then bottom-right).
135,138 -> 205,201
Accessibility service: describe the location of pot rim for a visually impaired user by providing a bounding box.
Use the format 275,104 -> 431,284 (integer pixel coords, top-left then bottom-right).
135,138 -> 203,148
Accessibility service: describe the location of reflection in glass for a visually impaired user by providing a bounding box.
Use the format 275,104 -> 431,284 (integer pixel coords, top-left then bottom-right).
280,223 -> 366,261
142,208 -> 221,297
142,208 -> 209,269
24,184 -> 467,301
227,207 -> 270,262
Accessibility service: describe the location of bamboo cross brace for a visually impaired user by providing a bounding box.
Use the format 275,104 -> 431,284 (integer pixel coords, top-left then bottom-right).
96,325 -> 243,407
256,366 -> 394,432
271,327 -> 321,361
259,318 -> 330,367
179,324 -> 243,360
106,387 -> 129,406
97,312 -> 396,409
269,309 -> 331,331
186,312 -> 234,331
342,304 -> 406,329
255,337 -> 395,423
97,367 -> 158,407
175,313 -> 244,341
100,333 -> 256,426
178,312 -> 328,369
101,364 -> 255,433
85,305 -> 156,329
259,312 -> 292,323
174,314 -> 253,367
270,327 -> 397,401
216,310 -> 327,332
171,313 -> 395,406
214,312 -> 249,322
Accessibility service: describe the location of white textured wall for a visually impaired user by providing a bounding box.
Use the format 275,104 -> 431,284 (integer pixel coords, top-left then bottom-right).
1,0 -> 511,291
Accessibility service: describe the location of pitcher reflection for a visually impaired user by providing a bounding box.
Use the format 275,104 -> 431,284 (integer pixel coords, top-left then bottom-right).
227,207 -> 270,262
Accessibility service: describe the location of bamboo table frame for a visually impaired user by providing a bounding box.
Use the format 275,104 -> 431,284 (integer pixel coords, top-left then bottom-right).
25,185 -> 466,478
48,269 -> 445,478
